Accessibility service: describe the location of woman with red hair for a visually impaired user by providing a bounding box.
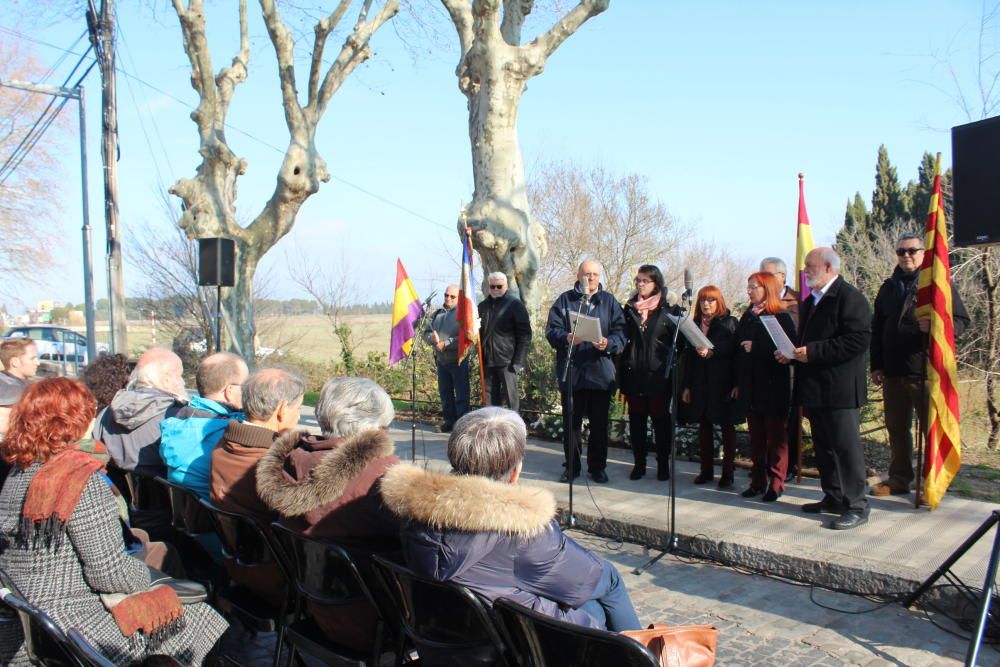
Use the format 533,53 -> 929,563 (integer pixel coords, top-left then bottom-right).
679,285 -> 743,488
735,272 -> 797,501
0,378 -> 227,665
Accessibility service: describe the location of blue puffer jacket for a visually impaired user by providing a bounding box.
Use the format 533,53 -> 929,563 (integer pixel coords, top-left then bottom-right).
545,283 -> 626,392
159,396 -> 243,498
379,463 -> 605,629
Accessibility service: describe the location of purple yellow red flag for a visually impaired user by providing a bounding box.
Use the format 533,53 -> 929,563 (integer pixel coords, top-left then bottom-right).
795,173 -> 815,303
389,259 -> 424,366
456,229 -> 480,360
914,153 -> 961,510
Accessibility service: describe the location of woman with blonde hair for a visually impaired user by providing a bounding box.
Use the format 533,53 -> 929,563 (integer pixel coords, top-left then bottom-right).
735,272 -> 797,502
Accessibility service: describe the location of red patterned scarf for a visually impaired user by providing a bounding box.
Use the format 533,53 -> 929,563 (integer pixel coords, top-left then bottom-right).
110,586 -> 185,648
20,448 -> 105,550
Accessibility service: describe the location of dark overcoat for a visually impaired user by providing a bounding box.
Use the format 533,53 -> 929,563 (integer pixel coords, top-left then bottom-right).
619,298 -> 679,398
678,314 -> 744,425
735,309 -> 797,416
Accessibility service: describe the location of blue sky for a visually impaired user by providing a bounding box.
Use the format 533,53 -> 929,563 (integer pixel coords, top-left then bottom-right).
1,1 -> 990,311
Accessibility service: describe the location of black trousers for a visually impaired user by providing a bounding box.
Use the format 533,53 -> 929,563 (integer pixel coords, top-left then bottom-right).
484,366 -> 519,412
562,389 -> 612,474
806,407 -> 869,512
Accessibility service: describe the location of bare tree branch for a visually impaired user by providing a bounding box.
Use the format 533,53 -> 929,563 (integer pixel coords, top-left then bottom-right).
500,0 -> 534,46
440,0 -> 474,56
524,0 -> 609,72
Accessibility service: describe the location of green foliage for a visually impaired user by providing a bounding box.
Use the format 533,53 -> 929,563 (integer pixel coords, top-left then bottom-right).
903,152 -> 937,224
871,145 -> 907,231
843,192 -> 870,232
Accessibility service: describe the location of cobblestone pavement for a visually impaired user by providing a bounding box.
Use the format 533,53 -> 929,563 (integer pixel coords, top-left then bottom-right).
217,529 -> 996,666
568,532 -> 994,667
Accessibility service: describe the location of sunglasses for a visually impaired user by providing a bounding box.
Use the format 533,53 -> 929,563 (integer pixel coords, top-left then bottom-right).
489,284 -> 505,290
444,294 -> 458,299
700,297 -> 717,303
896,248 -> 923,257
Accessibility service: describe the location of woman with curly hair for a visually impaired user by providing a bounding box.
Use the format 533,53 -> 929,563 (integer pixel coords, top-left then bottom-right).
0,378 -> 227,665
80,353 -> 134,413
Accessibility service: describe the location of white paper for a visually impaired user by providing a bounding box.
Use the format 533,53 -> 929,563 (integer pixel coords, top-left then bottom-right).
760,315 -> 796,357
667,314 -> 714,350
568,311 -> 603,343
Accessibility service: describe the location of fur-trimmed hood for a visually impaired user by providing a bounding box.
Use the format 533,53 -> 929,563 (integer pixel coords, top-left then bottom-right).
380,463 -> 556,538
256,427 -> 396,517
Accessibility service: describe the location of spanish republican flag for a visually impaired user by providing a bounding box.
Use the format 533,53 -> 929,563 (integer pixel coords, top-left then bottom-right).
795,173 -> 815,303
914,153 -> 961,510
389,259 -> 424,366
456,229 -> 480,360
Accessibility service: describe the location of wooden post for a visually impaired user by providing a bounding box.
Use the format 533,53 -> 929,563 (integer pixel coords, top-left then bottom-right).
87,0 -> 128,354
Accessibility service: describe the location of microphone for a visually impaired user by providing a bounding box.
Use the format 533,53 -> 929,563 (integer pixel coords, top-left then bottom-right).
683,269 -> 693,302
421,290 -> 437,313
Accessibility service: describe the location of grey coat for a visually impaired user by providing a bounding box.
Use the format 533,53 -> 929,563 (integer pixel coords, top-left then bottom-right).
422,306 -> 460,365
93,388 -> 183,476
0,463 -> 227,665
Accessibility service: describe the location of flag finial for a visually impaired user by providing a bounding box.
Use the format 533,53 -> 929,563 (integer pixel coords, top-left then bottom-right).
798,172 -> 805,180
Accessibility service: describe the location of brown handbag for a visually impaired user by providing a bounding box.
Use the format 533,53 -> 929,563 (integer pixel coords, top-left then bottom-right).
621,623 -> 718,667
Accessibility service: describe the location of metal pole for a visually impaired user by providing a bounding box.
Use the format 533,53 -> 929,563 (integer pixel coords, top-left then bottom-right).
965,512 -> 1000,667
77,86 -> 97,363
215,285 -> 223,353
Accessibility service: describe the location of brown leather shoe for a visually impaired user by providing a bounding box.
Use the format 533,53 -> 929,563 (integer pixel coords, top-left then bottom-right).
870,482 -> 909,497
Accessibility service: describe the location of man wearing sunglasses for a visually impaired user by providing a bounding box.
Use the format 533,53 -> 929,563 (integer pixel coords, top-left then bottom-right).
870,232 -> 969,498
423,285 -> 470,433
478,272 -> 532,412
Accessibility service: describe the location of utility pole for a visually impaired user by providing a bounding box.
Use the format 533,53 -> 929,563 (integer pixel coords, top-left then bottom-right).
0,80 -> 98,363
87,0 -> 127,354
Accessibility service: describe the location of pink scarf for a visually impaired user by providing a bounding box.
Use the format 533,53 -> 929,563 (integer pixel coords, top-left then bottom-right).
699,317 -> 712,336
633,292 -> 661,323
751,303 -> 766,315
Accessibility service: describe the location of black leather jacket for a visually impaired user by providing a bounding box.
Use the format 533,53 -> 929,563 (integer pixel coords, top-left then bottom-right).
478,293 -> 532,369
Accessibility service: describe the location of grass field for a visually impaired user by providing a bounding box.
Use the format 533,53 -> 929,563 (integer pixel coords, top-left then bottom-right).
89,314 -> 392,365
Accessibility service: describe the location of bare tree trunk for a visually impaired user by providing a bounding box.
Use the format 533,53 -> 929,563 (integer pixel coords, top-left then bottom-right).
444,0 -> 610,312
169,0 -> 397,358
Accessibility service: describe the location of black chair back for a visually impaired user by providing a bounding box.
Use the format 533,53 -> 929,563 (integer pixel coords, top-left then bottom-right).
66,629 -> 116,667
492,598 -> 659,667
199,498 -> 279,569
125,471 -> 171,513
0,573 -> 81,667
370,554 -> 510,666
155,477 -> 214,536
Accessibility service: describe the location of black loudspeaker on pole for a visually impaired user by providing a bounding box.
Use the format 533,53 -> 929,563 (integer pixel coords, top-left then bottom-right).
198,238 -> 236,353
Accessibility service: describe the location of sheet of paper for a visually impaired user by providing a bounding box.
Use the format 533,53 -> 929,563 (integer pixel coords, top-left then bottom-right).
760,315 -> 796,357
667,314 -> 714,350
568,311 -> 603,343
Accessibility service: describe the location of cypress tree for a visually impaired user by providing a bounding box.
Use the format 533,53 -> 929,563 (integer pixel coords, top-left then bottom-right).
871,145 -> 906,230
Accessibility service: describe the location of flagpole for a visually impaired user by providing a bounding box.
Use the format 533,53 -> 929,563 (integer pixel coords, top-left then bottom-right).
466,226 -> 487,406
915,346 -> 927,509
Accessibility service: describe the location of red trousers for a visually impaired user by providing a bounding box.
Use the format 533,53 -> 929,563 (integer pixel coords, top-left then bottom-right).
748,413 -> 788,493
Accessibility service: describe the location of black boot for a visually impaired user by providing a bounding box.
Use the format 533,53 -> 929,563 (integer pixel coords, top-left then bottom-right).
653,416 -> 673,481
629,414 -> 648,480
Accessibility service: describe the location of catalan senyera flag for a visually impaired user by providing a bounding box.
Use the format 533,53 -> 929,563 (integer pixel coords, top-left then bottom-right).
389,259 -> 424,366
795,172 -> 815,303
456,229 -> 480,360
914,153 -> 961,510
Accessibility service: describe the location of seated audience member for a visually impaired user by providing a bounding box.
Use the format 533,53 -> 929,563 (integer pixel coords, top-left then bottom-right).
0,338 -> 38,392
212,368 -> 303,605
0,378 -> 227,665
380,407 -> 642,632
212,367 -> 304,517
93,348 -> 186,477
257,376 -> 400,652
0,382 -> 25,484
81,353 -> 134,413
160,352 -> 248,498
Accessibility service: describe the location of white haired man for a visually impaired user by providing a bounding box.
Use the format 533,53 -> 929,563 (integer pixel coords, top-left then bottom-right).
477,272 -> 532,412
93,348 -> 187,476
382,407 -> 641,636
423,284 -> 470,432
545,260 -> 626,484
776,247 -> 872,530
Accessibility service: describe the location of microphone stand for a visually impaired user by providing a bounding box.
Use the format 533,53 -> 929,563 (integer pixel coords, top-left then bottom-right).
633,289 -> 692,574
561,292 -> 591,528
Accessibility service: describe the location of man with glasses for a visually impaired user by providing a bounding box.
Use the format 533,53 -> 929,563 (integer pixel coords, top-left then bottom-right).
478,272 -> 532,412
870,232 -> 969,497
423,285 -> 470,432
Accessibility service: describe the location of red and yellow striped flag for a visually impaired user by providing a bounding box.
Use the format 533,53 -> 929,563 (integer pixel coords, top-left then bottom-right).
914,153 -> 960,510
